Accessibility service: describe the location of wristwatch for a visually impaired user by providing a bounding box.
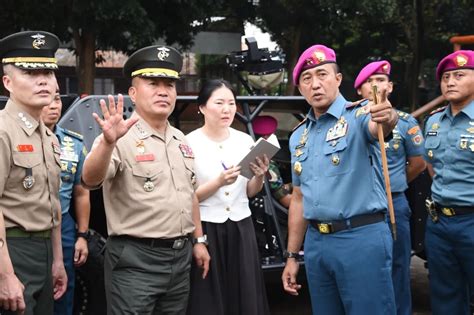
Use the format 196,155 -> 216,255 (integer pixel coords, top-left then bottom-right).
77,230 -> 91,241
283,250 -> 300,259
193,234 -> 208,246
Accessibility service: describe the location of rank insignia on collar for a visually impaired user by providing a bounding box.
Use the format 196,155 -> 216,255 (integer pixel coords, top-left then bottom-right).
294,149 -> 303,157
179,144 -> 194,158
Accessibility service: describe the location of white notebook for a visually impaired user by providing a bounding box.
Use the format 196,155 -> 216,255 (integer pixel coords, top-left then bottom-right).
238,134 -> 280,179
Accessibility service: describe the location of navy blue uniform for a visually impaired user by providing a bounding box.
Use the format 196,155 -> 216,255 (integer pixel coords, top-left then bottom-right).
54,126 -> 87,315
423,101 -> 474,315
385,110 -> 424,315
290,94 -> 396,315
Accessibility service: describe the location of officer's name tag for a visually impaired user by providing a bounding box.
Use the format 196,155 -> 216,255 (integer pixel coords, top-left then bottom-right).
17,144 -> 34,152
136,153 -> 155,162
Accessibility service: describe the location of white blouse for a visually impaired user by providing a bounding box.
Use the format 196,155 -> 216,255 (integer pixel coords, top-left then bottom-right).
186,127 -> 255,223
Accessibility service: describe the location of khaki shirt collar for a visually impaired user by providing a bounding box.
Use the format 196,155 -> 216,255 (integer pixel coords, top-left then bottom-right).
4,99 -> 40,136
130,112 -> 182,144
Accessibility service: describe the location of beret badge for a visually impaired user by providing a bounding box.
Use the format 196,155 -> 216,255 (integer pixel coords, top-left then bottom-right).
455,54 -> 468,67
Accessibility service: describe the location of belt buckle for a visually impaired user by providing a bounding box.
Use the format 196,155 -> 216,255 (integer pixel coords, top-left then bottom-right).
172,238 -> 186,250
441,207 -> 455,216
317,223 -> 332,234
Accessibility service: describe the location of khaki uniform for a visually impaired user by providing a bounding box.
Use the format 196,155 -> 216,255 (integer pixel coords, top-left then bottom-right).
0,100 -> 61,315
91,113 -> 196,238
91,113 -> 198,314
0,100 -> 61,231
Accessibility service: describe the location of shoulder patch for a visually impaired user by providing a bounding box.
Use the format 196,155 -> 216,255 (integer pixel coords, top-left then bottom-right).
292,117 -> 307,132
429,105 -> 447,116
396,110 -> 410,121
346,99 -> 366,109
63,128 -> 84,140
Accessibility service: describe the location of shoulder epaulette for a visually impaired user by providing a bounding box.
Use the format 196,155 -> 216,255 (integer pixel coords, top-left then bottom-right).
428,105 -> 447,116
292,117 -> 307,132
346,99 -> 366,109
63,128 -> 84,140
396,110 -> 410,121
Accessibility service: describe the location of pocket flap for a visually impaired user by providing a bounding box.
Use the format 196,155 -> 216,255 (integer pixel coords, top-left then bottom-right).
12,152 -> 41,168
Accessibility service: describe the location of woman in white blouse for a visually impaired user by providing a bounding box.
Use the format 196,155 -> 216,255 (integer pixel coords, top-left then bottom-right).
186,79 -> 270,315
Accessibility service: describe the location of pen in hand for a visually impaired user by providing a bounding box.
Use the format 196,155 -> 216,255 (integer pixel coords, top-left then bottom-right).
221,161 -> 228,170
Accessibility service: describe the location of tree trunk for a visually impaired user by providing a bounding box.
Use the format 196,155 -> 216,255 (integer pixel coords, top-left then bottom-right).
285,26 -> 302,96
407,0 -> 424,112
74,29 -> 96,95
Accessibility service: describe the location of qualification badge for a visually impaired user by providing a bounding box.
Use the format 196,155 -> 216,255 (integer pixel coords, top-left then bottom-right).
393,142 -> 400,150
428,150 -> 434,159
470,143 -> 474,152
294,161 -> 302,176
431,123 -> 439,130
466,127 -> 474,134
23,168 -> 35,190
460,139 -> 468,150
136,140 -> 145,154
143,178 -> 155,192
299,128 -> 308,145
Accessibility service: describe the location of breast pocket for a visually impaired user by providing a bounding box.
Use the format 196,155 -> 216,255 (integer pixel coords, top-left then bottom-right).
322,139 -> 350,176
11,152 -> 43,188
424,136 -> 440,150
131,162 -> 163,180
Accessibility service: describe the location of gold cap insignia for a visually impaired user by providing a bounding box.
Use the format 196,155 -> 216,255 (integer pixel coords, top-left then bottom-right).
455,54 -> 468,67
31,33 -> 46,49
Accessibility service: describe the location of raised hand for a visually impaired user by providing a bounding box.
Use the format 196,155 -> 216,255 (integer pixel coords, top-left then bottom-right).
92,94 -> 138,145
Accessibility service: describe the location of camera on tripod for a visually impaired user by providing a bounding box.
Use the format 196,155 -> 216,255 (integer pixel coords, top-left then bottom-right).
226,37 -> 285,94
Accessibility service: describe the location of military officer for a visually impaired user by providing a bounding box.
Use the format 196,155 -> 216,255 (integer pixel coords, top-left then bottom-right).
281,44 -> 399,315
423,50 -> 474,315
81,45 -> 210,314
0,31 -> 67,314
41,88 -> 90,315
354,60 -> 426,315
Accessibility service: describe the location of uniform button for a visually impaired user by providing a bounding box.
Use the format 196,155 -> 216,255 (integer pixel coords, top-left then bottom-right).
315,202 -> 319,206
317,129 -> 321,133
225,207 -> 230,211
225,192 -> 230,196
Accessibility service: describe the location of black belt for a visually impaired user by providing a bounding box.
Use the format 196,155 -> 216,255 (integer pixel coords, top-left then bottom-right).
309,212 -> 385,234
434,203 -> 474,217
120,235 -> 190,250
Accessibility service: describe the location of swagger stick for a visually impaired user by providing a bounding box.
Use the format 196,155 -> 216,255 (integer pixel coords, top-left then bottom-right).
372,85 -> 397,240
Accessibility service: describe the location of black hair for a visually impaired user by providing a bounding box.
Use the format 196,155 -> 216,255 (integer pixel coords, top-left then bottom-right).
197,79 -> 237,106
